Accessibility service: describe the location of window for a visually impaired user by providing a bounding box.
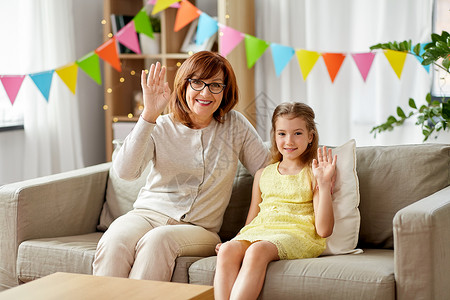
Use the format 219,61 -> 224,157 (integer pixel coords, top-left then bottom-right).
0,87 -> 24,130
431,0 -> 450,97
0,3 -> 24,130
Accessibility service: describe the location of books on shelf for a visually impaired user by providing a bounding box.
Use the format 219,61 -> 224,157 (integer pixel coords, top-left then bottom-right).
110,14 -> 140,54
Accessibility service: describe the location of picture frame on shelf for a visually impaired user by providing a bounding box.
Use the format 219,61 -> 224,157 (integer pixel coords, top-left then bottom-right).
180,19 -> 217,53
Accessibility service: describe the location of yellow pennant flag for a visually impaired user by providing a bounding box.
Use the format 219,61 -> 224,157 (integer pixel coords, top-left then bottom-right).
56,63 -> 78,94
296,49 -> 320,81
152,0 -> 179,15
384,50 -> 407,79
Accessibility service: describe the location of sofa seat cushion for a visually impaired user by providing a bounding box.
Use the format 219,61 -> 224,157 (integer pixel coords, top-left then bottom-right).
17,232 -> 102,283
189,248 -> 394,300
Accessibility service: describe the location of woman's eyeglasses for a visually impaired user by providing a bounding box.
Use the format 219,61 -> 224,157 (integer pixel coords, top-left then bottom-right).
188,79 -> 226,94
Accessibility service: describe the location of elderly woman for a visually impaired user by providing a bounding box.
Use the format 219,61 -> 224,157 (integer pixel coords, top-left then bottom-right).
93,51 -> 269,281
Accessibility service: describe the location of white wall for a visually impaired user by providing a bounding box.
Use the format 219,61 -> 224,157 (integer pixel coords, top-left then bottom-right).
0,1 -> 105,185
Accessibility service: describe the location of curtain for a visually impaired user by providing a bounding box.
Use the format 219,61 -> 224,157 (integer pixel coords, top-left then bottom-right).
0,0 -> 83,181
254,0 -> 435,146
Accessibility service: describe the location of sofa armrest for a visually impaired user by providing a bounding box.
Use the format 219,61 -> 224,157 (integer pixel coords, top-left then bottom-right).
0,163 -> 111,290
393,185 -> 450,300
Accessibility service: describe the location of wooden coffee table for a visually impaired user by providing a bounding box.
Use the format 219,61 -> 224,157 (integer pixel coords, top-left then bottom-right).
0,272 -> 213,300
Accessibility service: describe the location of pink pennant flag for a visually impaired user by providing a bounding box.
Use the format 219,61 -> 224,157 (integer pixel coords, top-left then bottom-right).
219,25 -> 244,57
351,52 -> 376,82
115,20 -> 141,54
0,75 -> 26,105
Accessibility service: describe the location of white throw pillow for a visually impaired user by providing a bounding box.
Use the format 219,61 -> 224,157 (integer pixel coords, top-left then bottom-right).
97,141 -> 150,231
321,139 -> 363,255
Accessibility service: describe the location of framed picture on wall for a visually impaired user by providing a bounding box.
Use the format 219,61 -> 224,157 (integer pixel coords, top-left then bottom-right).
180,19 -> 217,53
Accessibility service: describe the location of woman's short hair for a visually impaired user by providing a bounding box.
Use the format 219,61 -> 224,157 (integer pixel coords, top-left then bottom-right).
270,102 -> 319,166
169,51 -> 239,127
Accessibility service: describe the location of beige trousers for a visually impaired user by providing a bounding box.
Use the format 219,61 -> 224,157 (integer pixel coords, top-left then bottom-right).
92,209 -> 220,281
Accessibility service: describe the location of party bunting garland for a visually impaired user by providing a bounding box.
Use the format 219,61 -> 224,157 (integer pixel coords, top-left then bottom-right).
0,0 -> 431,106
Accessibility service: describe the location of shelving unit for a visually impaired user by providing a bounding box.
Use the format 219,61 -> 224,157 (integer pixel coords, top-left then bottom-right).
102,0 -> 254,161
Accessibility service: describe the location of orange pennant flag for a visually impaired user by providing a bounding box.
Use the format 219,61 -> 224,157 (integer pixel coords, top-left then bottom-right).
174,0 -> 200,32
322,53 -> 346,83
384,50 -> 407,79
95,38 -> 122,72
56,63 -> 78,94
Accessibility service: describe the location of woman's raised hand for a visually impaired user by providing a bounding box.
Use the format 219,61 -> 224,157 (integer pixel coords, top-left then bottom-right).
140,62 -> 172,123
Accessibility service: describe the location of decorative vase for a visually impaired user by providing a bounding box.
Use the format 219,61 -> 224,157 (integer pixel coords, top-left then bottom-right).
140,33 -> 161,54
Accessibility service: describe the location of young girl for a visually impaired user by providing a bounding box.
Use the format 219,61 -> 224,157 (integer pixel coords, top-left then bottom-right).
214,102 -> 336,300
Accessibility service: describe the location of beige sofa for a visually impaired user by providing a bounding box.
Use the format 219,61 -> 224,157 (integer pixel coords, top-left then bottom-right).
1,143 -> 450,299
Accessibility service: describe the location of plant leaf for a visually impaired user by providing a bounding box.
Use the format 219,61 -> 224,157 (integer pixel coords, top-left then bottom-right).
397,107 -> 406,118
443,102 -> 450,120
387,115 -> 397,123
426,93 -> 432,104
413,43 -> 421,56
443,56 -> 450,71
431,33 -> 440,43
408,98 -> 417,109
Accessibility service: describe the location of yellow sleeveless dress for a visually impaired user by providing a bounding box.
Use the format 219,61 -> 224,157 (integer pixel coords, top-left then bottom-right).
233,162 -> 326,260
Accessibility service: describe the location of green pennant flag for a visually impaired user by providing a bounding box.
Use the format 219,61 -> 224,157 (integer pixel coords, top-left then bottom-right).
244,34 -> 270,69
134,8 -> 154,39
76,52 -> 102,85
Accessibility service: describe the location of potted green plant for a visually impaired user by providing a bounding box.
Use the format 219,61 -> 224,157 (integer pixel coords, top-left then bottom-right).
140,15 -> 161,55
369,30 -> 450,141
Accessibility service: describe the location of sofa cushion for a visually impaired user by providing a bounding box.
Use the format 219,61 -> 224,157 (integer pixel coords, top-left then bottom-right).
97,141 -> 151,231
17,232 -> 102,283
189,249 -> 395,299
322,139 -> 361,255
356,144 -> 450,248
170,257 -> 204,283
217,161 -> 254,242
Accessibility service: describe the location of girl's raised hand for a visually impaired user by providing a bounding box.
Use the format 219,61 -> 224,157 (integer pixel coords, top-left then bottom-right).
312,146 -> 337,188
140,62 -> 172,123
215,243 -> 222,255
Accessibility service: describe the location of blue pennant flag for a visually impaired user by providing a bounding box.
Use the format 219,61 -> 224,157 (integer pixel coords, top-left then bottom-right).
196,13 -> 218,45
29,70 -> 55,101
412,43 -> 430,73
271,43 -> 295,77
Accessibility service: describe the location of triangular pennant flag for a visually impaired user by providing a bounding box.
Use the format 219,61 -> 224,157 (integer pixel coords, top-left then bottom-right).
174,0 -> 200,32
152,0 -> 179,15
295,49 -> 320,80
270,43 -> 295,77
322,53 -> 346,83
76,52 -> 102,85
219,25 -> 244,57
134,9 -> 154,39
384,50 -> 407,79
55,63 -> 78,94
29,70 -> 54,101
196,13 -> 218,45
351,52 -> 376,82
147,0 -> 180,8
0,75 -> 25,105
412,43 -> 430,73
95,38 -> 122,72
115,20 -> 141,54
244,34 -> 270,69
